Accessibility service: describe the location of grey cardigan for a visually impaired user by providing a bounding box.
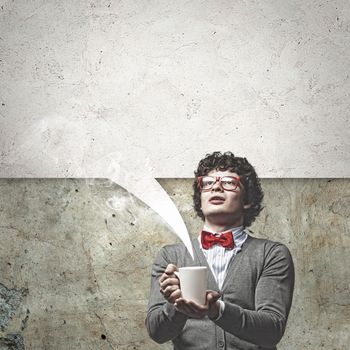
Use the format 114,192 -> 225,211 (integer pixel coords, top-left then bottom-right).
146,235 -> 295,350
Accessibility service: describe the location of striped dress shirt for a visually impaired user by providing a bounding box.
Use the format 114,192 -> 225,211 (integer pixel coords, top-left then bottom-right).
198,225 -> 248,289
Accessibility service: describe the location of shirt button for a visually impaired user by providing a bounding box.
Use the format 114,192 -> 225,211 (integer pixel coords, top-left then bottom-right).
218,340 -> 225,347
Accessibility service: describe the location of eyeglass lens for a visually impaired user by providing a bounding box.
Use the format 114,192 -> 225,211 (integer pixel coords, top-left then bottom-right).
201,176 -> 239,190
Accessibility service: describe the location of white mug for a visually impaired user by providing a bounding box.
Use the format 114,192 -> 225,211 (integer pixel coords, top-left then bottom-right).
175,266 -> 207,305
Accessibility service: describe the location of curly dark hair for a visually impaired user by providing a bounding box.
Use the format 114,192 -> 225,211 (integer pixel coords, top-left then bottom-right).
193,151 -> 264,227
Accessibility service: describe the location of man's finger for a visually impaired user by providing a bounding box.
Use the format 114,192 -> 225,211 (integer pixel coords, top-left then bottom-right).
162,284 -> 179,298
159,273 -> 168,283
175,303 -> 192,315
168,289 -> 182,303
164,263 -> 179,275
159,277 -> 179,289
187,300 -> 208,313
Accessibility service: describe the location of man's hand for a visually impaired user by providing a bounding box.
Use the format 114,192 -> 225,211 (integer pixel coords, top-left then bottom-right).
159,264 -> 181,304
159,264 -> 221,319
174,290 -> 221,319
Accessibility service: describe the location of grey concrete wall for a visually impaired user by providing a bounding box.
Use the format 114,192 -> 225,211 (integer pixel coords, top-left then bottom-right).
1,0 -> 350,178
0,178 -> 349,349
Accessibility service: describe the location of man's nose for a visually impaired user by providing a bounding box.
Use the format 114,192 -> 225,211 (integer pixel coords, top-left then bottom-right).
212,178 -> 223,191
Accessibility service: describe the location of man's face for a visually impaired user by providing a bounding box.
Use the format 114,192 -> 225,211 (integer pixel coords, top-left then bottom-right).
200,169 -> 249,227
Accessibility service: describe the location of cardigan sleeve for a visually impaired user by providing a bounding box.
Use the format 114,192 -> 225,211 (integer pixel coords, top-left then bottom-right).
214,243 -> 295,347
145,246 -> 188,344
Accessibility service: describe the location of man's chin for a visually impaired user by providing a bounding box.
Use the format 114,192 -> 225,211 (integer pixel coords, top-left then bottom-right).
205,212 -> 243,226
206,209 -> 230,217
206,213 -> 233,223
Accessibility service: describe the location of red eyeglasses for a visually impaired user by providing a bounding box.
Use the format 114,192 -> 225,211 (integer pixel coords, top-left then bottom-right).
197,176 -> 242,192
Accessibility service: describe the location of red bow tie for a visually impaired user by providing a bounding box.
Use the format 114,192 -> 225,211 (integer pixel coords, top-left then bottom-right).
201,230 -> 234,250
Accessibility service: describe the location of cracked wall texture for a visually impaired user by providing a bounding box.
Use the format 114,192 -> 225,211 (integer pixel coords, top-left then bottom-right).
0,178 -> 349,349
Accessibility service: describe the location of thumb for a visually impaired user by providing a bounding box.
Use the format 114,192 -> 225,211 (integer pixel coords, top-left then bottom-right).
165,264 -> 179,274
206,290 -> 221,303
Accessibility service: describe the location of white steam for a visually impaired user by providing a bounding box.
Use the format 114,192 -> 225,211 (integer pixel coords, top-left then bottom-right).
87,152 -> 194,259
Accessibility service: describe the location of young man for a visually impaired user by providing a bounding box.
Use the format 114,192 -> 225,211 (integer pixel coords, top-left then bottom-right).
146,152 -> 294,350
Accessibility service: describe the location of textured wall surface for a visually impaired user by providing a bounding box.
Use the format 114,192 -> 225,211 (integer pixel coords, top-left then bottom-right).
0,178 -> 349,349
1,0 -> 349,178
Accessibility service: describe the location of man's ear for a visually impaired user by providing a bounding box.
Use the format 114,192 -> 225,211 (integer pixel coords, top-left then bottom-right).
243,203 -> 252,210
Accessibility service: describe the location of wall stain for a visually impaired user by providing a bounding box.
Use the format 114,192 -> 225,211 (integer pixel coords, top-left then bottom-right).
20,309 -> 30,331
0,333 -> 25,350
330,195 -> 350,217
0,283 -> 28,331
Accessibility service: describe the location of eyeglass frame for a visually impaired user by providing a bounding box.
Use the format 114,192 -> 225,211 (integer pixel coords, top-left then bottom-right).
197,175 -> 243,192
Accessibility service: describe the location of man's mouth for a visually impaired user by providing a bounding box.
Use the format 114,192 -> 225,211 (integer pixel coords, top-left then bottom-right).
209,196 -> 225,204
